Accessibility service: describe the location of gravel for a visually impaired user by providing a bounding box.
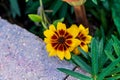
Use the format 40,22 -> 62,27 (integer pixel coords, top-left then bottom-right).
0,18 -> 75,80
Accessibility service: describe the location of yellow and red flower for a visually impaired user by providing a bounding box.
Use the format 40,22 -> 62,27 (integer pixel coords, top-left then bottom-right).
73,24 -> 92,55
44,22 -> 80,60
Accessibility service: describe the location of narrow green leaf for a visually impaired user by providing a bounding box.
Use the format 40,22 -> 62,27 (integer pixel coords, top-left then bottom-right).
104,50 -> 115,61
59,3 -> 68,18
91,38 -> 98,75
78,47 -> 89,60
72,54 -> 92,74
26,0 -> 29,2
53,18 -> 64,27
57,68 -> 92,80
92,0 -> 98,5
98,38 -> 107,70
112,74 -> 120,79
112,35 -> 120,56
28,14 -> 42,22
104,39 -> 115,61
98,57 -> 120,80
100,9 -> 107,31
9,0 -> 21,18
52,0 -> 63,16
106,78 -> 116,80
111,0 -> 120,35
113,43 -> 120,56
109,67 -> 120,75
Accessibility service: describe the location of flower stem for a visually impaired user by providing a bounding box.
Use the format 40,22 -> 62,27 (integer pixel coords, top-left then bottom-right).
41,21 -> 47,30
39,0 -> 48,30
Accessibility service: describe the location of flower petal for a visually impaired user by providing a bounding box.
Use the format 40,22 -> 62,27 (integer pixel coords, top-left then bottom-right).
81,28 -> 89,35
73,47 -> 80,55
49,49 -> 56,56
71,39 -> 80,47
44,30 -> 54,38
68,39 -> 80,51
79,24 -> 85,32
57,22 -> 66,30
67,24 -> 79,38
57,51 -> 65,60
65,51 -> 71,60
49,25 -> 56,31
84,35 -> 92,44
46,44 -> 53,52
80,44 -> 88,52
44,38 -> 50,43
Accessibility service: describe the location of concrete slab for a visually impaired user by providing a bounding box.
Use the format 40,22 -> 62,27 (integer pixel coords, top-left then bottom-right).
0,18 -> 75,80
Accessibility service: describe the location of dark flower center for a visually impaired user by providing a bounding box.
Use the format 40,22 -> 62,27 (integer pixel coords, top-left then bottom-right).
81,42 -> 85,46
58,37 -> 65,44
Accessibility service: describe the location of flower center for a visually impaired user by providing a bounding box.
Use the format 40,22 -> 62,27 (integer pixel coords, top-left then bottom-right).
58,37 -> 65,44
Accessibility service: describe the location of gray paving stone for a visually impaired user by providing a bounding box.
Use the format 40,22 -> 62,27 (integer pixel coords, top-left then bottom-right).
0,18 -> 75,80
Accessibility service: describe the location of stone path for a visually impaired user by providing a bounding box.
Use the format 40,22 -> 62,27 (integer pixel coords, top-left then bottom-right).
0,18 -> 78,80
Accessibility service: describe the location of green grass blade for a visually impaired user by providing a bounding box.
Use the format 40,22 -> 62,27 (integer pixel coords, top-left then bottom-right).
57,68 -> 92,80
98,57 -> 120,80
72,54 -> 92,74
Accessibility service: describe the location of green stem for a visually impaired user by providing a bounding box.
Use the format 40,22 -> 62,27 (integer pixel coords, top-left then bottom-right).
39,0 -> 49,29
41,21 -> 47,30
39,0 -> 43,7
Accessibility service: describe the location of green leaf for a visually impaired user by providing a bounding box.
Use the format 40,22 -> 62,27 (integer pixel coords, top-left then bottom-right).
72,54 -> 92,74
26,1 -> 39,14
28,14 -> 42,22
111,0 -> 120,35
92,0 -> 98,5
112,35 -> 120,56
9,0 -> 21,18
77,47 -> 89,60
53,18 -> 64,27
91,38 -> 98,75
112,74 -> 120,79
52,0 -> 63,16
104,50 -> 115,61
109,67 -> 120,75
57,68 -> 92,80
26,0 -> 29,2
104,39 -> 115,61
98,57 -> 120,80
59,3 -> 68,18
100,9 -> 107,31
106,78 -> 116,80
98,38 -> 107,70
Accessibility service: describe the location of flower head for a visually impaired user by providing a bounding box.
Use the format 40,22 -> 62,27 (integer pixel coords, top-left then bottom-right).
44,22 -> 80,60
73,24 -> 92,55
